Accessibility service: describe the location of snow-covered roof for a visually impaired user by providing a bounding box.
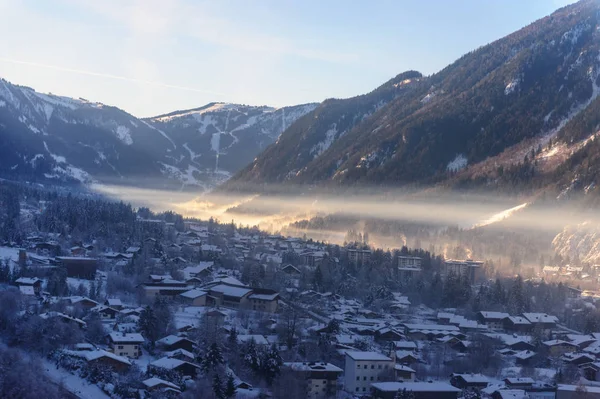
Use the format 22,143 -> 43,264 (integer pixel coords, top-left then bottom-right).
558,384 -> 600,393
165,348 -> 195,360
371,382 -> 461,393
106,298 -> 122,306
83,350 -> 131,365
452,373 -> 490,384
157,335 -> 192,346
15,277 -> 42,285
543,339 -> 575,347
248,292 -> 279,301
505,377 -> 534,384
150,357 -> 200,371
478,311 -> 510,320
494,390 -> 528,399
109,332 -> 144,344
514,350 -> 536,360
283,362 -> 343,373
345,351 -> 391,361
142,377 -> 180,390
403,323 -> 460,331
394,364 -> 416,373
180,288 -> 208,299
522,313 -> 558,324
209,284 -> 252,298
238,335 -> 269,346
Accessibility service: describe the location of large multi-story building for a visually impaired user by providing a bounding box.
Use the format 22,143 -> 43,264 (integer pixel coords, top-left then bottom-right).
344,351 -> 394,395
347,249 -> 372,265
442,259 -> 483,282
283,362 -> 343,399
397,256 -> 423,282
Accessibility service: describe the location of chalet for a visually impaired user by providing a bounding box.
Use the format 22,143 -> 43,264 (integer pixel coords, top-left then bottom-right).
105,298 -> 123,310
182,262 -> 213,280
65,350 -> 131,372
476,312 -> 509,330
376,328 -> 405,342
562,352 -> 595,366
55,256 -> 98,280
65,296 -> 99,309
543,340 -> 577,357
35,241 -> 61,256
581,362 -> 600,382
248,288 -> 280,313
283,362 -> 343,399
450,373 -> 490,390
514,350 -> 537,366
141,278 -> 192,298
395,351 -> 419,365
238,334 -> 269,347
207,284 -> 253,309
394,364 -> 416,381
393,341 -> 417,351
281,264 -> 302,276
165,348 -> 195,362
179,288 -> 208,306
491,390 -> 529,399
156,335 -> 196,352
522,313 -> 558,330
142,378 -> 181,395
90,305 -> 119,320
108,332 -> 144,358
504,378 -> 534,390
370,382 -> 461,399
125,246 -> 141,255
15,277 -> 42,296
503,316 -> 532,333
206,309 -> 227,324
149,357 -> 201,377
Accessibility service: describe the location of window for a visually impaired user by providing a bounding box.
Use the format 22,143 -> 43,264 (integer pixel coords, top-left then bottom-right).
384,365 -> 389,369
363,365 -> 367,369
357,364 -> 361,369
362,388 -> 366,392
356,377 -> 360,381
370,377 -> 374,381
371,365 -> 375,369
355,388 -> 359,392
378,365 -> 382,369
118,345 -> 124,349
363,377 -> 367,381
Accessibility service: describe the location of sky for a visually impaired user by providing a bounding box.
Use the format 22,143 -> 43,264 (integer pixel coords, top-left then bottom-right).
0,0 -> 577,117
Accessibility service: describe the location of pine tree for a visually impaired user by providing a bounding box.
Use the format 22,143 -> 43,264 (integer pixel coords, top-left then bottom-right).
261,344 -> 283,385
139,306 -> 159,345
202,342 -> 224,374
212,373 -> 225,399
224,373 -> 237,398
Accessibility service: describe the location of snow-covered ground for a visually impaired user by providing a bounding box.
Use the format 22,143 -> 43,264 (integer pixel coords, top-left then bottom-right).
446,154 -> 467,172
42,358 -> 110,399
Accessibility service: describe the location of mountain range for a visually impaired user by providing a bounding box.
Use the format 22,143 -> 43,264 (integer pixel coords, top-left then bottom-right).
3,0 -> 600,203
0,79 -> 316,191
225,0 -> 600,201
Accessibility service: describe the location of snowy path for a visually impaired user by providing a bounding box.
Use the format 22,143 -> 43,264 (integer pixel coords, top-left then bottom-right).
42,358 -> 110,399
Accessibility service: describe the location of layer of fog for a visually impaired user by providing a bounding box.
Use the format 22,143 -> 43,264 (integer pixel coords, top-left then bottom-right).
92,183 -> 596,241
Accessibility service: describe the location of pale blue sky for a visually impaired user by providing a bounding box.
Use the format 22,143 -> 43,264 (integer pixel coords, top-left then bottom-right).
0,0 -> 576,117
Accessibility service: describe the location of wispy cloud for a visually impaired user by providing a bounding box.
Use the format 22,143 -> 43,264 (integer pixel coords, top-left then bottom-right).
0,57 -> 227,96
75,0 -> 358,64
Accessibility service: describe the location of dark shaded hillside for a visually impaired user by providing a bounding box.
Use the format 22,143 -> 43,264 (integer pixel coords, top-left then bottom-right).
226,0 -> 600,194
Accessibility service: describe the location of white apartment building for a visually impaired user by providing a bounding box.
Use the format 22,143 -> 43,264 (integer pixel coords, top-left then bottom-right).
344,351 -> 394,395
